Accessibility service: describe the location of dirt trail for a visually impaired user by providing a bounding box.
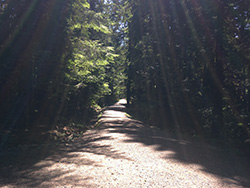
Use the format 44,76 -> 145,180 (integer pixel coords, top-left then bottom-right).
0,99 -> 250,187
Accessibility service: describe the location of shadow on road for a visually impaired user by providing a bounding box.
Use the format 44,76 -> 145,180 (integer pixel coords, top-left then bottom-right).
1,99 -> 249,187
98,100 -> 250,188
0,125 -> 131,187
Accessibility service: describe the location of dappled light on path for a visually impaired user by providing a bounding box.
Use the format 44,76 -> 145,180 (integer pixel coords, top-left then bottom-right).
1,99 -> 250,187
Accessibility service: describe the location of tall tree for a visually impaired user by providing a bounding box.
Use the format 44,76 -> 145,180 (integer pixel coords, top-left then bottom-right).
126,0 -> 250,144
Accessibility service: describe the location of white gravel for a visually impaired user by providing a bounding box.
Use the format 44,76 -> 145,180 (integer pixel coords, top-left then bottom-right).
1,100 -> 250,188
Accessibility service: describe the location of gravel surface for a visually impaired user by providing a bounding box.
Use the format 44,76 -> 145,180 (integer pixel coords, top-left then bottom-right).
0,99 -> 250,187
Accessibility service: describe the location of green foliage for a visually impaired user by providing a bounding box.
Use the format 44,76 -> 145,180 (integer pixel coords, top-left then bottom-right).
126,0 -> 250,147
0,0 -> 128,146
62,0 -> 129,122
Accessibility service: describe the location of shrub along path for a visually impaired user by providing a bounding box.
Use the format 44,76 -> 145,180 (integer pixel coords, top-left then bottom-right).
0,99 -> 250,187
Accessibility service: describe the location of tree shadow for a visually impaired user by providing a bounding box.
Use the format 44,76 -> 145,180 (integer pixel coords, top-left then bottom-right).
0,126 -> 132,187
98,108 -> 250,188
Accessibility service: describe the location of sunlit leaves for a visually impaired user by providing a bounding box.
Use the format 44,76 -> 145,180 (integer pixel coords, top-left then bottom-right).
65,0 -> 127,109
82,1 -> 90,9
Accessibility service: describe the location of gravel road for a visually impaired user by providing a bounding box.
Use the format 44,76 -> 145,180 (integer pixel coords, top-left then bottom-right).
0,99 -> 250,187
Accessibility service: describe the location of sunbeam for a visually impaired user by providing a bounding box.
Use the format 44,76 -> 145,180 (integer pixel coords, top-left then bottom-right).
0,0 -> 69,147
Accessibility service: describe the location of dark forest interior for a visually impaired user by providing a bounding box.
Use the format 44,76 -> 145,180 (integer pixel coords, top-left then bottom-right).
0,0 -> 250,156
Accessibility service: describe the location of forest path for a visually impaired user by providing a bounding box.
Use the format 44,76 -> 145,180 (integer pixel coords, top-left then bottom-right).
1,99 -> 250,187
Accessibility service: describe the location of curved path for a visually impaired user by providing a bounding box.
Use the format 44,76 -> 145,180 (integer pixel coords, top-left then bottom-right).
0,99 -> 250,187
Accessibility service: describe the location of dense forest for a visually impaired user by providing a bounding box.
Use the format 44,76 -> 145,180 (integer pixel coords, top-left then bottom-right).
127,0 -> 250,150
0,0 -> 249,152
